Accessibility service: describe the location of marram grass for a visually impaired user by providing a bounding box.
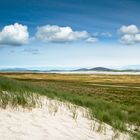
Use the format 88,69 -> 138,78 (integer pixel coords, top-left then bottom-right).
0,76 -> 139,139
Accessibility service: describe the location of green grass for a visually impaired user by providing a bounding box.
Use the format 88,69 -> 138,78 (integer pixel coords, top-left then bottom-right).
0,75 -> 140,139
0,77 -> 41,108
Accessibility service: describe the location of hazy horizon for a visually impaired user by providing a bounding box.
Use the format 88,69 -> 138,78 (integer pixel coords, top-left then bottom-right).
1,64 -> 140,71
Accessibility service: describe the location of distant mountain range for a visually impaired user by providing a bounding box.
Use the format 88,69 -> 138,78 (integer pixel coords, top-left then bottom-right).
1,66 -> 140,72
74,67 -> 114,72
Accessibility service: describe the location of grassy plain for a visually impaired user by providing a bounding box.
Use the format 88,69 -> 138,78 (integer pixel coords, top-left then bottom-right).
0,73 -> 140,139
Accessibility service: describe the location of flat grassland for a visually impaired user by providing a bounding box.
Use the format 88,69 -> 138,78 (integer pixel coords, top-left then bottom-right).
0,73 -> 140,139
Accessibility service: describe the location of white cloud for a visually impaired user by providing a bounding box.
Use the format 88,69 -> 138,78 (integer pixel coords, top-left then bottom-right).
119,25 -> 139,34
86,37 -> 98,43
92,32 -> 112,38
135,34 -> 140,42
0,23 -> 29,46
119,25 -> 140,45
120,34 -> 135,45
35,25 -> 97,43
101,32 -> 112,37
120,34 -> 140,45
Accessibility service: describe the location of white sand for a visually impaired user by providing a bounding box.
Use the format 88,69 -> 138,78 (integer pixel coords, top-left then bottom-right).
48,71 -> 140,75
0,98 -> 131,140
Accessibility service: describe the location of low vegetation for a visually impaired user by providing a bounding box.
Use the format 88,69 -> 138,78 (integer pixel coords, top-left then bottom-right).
0,73 -> 140,139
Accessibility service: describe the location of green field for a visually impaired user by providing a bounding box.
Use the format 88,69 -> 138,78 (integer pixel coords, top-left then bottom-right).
0,73 -> 140,139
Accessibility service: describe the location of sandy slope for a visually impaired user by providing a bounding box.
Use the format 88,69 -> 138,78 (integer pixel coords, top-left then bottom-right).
0,98 -> 130,140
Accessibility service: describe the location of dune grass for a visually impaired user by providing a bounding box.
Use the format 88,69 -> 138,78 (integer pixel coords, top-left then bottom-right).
0,74 -> 140,139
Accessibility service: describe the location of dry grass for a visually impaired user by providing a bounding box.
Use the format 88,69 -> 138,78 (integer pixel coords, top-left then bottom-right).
1,73 -> 140,84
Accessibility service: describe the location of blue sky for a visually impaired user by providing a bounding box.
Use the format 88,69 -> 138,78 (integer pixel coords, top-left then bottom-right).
0,0 -> 140,69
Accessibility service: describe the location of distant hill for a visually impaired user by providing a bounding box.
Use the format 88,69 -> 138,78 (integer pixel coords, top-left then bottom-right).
73,67 -> 140,72
0,68 -> 40,72
0,68 -> 27,72
89,67 -> 114,71
74,67 -> 114,72
74,68 -> 89,71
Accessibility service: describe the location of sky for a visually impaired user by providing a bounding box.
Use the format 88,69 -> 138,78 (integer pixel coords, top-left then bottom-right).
0,0 -> 140,69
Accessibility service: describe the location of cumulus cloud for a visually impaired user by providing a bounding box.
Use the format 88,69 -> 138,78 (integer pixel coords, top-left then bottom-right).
120,34 -> 140,45
119,25 -> 140,45
36,25 -> 97,43
0,23 -> 29,46
119,25 -> 139,34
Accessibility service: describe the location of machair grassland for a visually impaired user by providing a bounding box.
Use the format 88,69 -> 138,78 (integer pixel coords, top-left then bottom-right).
0,73 -> 139,139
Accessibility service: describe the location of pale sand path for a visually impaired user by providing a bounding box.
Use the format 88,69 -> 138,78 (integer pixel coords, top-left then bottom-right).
0,98 -> 130,140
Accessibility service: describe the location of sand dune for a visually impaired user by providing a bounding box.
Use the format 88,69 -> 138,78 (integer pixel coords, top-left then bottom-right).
0,97 -> 130,140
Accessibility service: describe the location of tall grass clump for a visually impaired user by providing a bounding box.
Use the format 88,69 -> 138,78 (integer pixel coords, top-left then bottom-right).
0,77 -> 42,108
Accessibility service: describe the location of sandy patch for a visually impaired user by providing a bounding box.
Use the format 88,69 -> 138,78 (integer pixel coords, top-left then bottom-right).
48,71 -> 140,75
0,97 -> 131,140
